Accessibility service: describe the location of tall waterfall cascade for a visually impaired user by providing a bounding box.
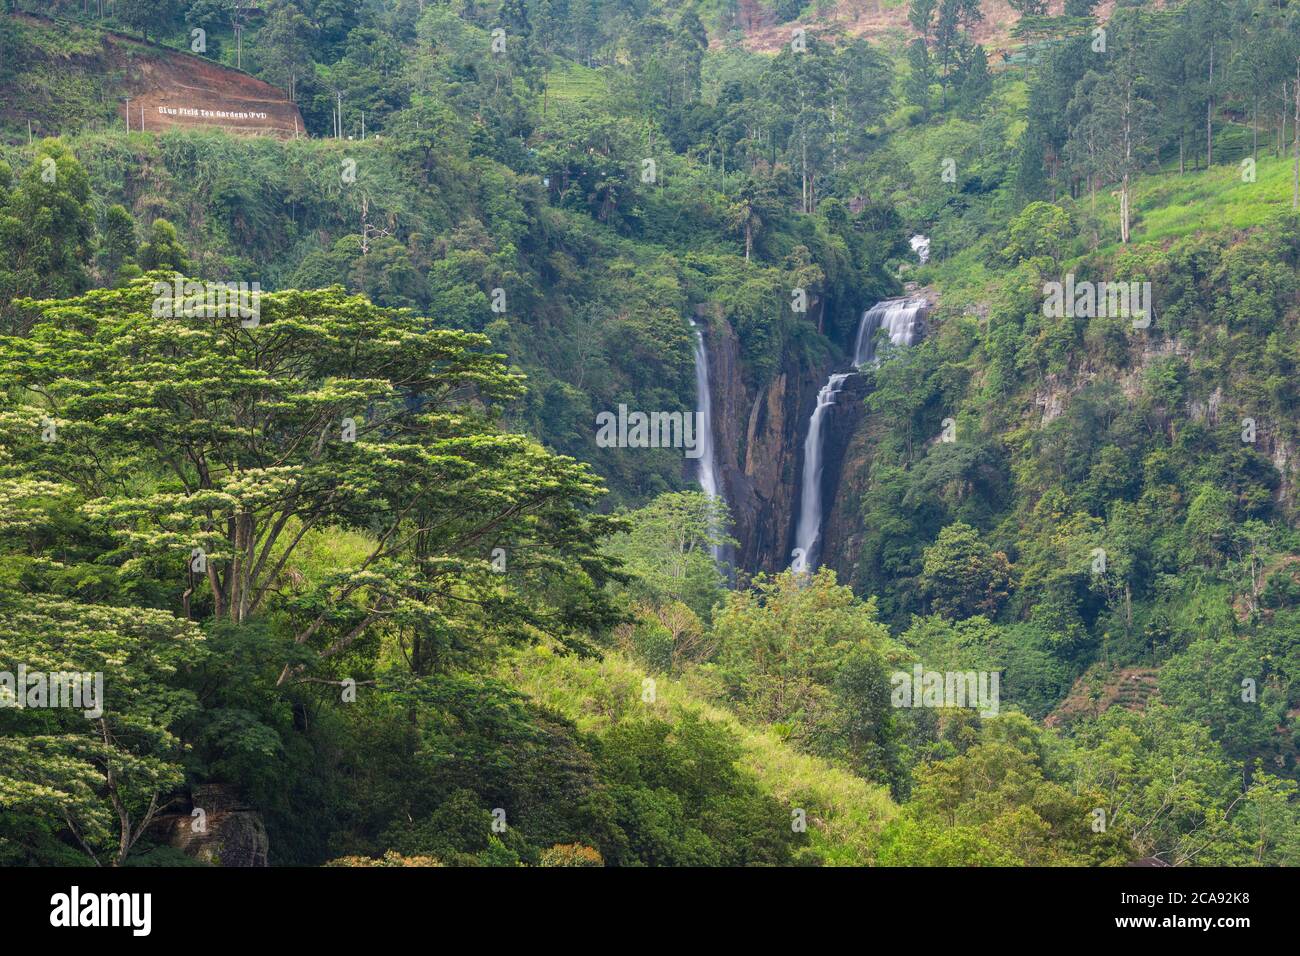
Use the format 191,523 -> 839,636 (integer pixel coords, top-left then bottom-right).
792,372 -> 851,570
690,319 -> 725,562
792,297 -> 928,571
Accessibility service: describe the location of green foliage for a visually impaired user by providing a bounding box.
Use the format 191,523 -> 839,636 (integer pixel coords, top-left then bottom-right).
603,491 -> 730,621
0,587 -> 204,865
0,140 -> 94,326
1066,705 -> 1247,864
711,569 -> 901,786
2,280 -> 622,668
136,219 -> 191,272
594,714 -> 798,865
1002,201 -> 1072,265
5,0 -> 1300,870
919,522 -> 1012,619
503,643 -> 896,865
880,714 -> 1134,866
97,204 -> 138,284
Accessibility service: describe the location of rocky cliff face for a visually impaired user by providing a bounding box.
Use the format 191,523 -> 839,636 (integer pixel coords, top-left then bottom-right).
703,294 -> 933,579
817,375 -> 874,584
706,316 -> 835,573
151,784 -> 269,867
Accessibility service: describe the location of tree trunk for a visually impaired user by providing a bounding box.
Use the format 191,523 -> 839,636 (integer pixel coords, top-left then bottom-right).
1292,60 -> 1299,210
1121,90 -> 1133,244
1274,82 -> 1284,158
1206,41 -> 1214,167
800,124 -> 808,214
1120,177 -> 1130,245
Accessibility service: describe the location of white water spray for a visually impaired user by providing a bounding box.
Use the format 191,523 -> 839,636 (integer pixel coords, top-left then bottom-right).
691,319 -> 724,561
853,296 -> 928,367
910,234 -> 931,265
792,297 -> 928,572
792,372 -> 851,570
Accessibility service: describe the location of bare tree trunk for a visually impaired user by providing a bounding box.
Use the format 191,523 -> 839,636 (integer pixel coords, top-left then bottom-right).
1292,60 -> 1299,210
800,130 -> 808,214
1274,81 -> 1284,158
830,99 -> 838,172
1206,41 -> 1214,167
1121,89 -> 1133,244
1121,175 -> 1130,245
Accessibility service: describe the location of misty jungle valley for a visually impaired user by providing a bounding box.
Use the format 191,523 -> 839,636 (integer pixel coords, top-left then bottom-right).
2,0 -> 1300,888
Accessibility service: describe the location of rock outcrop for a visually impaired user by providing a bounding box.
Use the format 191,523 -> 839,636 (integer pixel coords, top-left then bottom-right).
151,784 -> 269,867
819,376 -> 876,584
705,314 -> 832,573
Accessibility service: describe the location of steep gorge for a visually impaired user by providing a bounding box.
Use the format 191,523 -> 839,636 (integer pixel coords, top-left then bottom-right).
697,313 -> 831,573
700,297 -> 930,579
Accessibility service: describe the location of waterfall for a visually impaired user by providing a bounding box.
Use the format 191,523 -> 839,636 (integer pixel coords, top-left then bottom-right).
690,319 -> 724,561
792,297 -> 928,572
910,234 -> 931,265
792,372 -> 851,571
853,296 -> 928,367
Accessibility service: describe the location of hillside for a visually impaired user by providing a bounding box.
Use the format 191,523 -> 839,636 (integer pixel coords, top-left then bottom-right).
502,644 -> 897,865
1,12 -> 303,139
725,0 -> 1118,52
1,0 -> 1299,881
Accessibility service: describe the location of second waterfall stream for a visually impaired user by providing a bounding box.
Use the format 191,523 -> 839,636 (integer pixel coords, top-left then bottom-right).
690,318 -> 725,563
791,297 -> 928,571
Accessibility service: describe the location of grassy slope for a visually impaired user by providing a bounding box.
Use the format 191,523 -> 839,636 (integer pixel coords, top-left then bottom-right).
500,644 -> 897,865
1111,146 -> 1298,250
918,134 -> 1300,310
543,61 -> 609,104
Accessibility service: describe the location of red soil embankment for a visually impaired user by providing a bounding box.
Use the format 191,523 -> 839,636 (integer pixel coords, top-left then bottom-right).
7,12 -> 303,138
115,36 -> 303,138
724,0 -> 1118,54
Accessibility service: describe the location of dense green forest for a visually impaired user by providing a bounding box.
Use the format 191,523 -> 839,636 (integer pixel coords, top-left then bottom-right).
2,0 -> 1300,868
